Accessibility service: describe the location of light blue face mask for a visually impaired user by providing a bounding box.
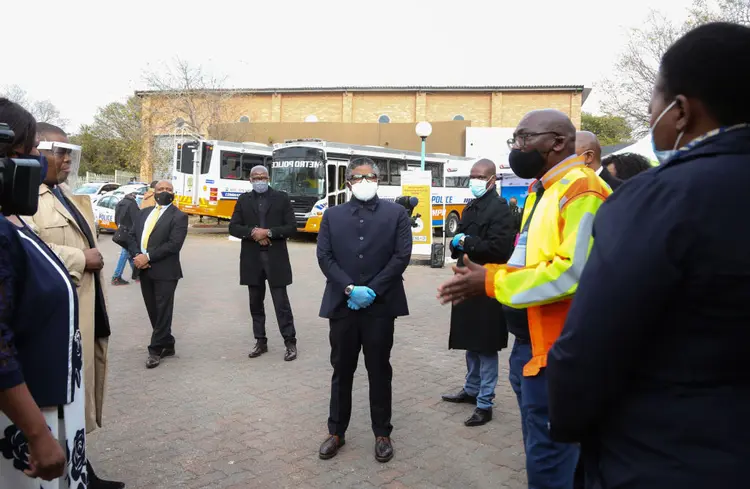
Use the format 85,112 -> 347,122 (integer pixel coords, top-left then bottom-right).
650,100 -> 685,164
469,178 -> 490,198
252,181 -> 269,193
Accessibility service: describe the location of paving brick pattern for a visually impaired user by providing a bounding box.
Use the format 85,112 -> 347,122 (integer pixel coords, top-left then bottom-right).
90,231 -> 527,488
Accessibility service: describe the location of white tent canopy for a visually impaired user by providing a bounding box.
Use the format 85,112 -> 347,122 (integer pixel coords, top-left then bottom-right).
611,135 -> 659,166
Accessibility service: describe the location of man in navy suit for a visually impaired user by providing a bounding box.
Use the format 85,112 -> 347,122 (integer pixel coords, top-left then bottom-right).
316,157 -> 412,463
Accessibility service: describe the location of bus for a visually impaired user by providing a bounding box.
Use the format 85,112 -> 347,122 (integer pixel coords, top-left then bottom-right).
172,140 -> 273,220
270,139 -> 480,236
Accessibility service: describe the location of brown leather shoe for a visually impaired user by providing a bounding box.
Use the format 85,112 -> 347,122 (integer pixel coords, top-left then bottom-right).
375,436 -> 394,463
319,435 -> 345,460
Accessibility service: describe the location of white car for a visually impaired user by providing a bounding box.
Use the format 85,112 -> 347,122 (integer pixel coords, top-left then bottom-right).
73,182 -> 120,204
93,194 -> 122,235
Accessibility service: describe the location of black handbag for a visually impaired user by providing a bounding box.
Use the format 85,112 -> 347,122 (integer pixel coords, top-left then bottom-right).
112,225 -> 130,249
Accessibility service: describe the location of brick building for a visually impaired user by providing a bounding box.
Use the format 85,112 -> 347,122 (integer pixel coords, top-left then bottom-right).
136,85 -> 588,179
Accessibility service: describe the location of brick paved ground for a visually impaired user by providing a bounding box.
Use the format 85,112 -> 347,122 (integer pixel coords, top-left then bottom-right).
89,231 -> 527,489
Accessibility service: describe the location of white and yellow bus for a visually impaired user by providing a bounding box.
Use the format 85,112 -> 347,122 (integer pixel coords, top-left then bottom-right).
172,140 -> 273,220
270,139 -> 483,235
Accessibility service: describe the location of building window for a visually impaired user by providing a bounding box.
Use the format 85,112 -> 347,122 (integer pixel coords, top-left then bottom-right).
239,115 -> 250,123
378,114 -> 391,123
453,114 -> 465,121
305,115 -> 319,122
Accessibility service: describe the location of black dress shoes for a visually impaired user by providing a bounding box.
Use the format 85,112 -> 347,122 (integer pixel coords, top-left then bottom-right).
248,341 -> 268,358
319,435 -> 345,460
284,343 -> 297,361
145,354 -> 160,369
87,460 -> 125,489
375,437 -> 394,463
441,388 -> 477,404
465,407 -> 493,427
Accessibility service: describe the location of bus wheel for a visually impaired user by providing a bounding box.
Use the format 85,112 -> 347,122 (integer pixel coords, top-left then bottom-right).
445,212 -> 460,237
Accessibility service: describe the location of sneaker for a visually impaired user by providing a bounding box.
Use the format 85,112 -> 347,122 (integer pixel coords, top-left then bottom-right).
111,277 -> 129,286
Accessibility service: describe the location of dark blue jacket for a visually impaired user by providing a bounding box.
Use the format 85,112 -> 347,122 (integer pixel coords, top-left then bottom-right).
547,126 -> 750,489
317,196 -> 412,319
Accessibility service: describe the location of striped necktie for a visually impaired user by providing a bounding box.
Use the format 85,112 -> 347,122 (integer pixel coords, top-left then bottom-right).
142,206 -> 162,249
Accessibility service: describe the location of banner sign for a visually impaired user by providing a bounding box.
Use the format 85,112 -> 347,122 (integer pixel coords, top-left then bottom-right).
401,170 -> 433,255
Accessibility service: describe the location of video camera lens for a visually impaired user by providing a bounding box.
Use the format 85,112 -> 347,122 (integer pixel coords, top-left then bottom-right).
0,123 -> 41,216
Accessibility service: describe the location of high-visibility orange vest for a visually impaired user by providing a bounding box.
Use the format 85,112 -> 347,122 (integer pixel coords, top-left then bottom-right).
485,155 -> 611,376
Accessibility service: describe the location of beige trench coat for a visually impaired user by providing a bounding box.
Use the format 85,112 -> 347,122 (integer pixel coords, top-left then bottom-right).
22,184 -> 109,434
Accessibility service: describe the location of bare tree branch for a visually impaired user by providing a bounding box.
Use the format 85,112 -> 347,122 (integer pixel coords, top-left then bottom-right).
599,0 -> 749,136
142,57 -> 234,137
0,85 -> 68,129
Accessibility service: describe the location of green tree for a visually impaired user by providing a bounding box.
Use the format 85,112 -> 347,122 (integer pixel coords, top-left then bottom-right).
600,0 -> 749,134
581,113 -> 633,146
70,97 -> 144,174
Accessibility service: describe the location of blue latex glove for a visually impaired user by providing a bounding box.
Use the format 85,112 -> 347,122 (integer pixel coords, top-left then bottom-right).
347,298 -> 361,310
349,286 -> 376,309
451,233 -> 466,250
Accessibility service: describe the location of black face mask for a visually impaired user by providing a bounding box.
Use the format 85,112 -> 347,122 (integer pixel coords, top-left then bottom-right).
509,149 -> 547,179
154,191 -> 174,206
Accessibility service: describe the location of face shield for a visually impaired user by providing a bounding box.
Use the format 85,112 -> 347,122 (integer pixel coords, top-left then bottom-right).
38,141 -> 82,189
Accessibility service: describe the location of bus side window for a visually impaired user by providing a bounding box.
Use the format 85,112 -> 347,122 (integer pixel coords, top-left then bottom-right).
337,192 -> 346,205
220,151 -> 242,180
445,176 -> 469,188
426,162 -> 443,187
200,144 -> 213,174
338,166 -> 346,191
327,165 -> 336,194
378,161 -> 390,185
241,155 -> 265,180
389,160 -> 407,185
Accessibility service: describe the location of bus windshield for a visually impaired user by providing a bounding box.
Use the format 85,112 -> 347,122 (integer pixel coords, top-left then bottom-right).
271,147 -> 326,197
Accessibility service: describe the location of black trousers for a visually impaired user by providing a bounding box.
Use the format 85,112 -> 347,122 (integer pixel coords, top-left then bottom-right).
248,253 -> 296,344
140,274 -> 178,355
328,313 -> 395,438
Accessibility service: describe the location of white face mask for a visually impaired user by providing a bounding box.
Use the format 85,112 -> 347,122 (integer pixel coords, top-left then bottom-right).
351,180 -> 378,201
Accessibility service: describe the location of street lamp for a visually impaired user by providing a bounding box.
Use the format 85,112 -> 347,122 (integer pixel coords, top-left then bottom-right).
415,121 -> 432,171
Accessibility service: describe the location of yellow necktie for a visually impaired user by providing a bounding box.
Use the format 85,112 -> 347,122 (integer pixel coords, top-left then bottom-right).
143,206 -> 162,249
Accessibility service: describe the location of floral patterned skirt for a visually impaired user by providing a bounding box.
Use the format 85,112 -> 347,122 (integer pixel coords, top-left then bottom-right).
0,387 -> 87,489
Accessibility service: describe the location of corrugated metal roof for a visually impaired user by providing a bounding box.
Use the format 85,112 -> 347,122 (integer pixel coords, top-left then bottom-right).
135,85 -> 586,96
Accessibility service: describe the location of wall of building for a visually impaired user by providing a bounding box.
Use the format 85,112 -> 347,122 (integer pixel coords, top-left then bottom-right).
138,88 -> 583,180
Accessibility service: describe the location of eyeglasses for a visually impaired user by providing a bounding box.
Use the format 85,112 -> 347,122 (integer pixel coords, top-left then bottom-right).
250,176 -> 269,182
507,131 -> 560,150
349,173 -> 378,182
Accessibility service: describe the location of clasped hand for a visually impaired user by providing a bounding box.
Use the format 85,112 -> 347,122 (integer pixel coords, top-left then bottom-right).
134,253 -> 151,269
347,286 -> 376,310
251,227 -> 271,246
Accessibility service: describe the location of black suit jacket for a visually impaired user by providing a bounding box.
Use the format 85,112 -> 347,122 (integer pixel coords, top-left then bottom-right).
126,204 -> 189,281
228,187 -> 296,287
317,196 -> 412,319
598,165 -> 622,190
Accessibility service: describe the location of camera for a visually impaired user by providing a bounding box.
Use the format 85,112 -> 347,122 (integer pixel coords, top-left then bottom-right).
0,123 -> 41,216
395,195 -> 421,228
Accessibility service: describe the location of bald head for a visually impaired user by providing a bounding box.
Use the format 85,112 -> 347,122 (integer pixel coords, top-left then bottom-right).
513,109 -> 577,177
575,131 -> 602,170
471,158 -> 497,178
520,109 -> 576,140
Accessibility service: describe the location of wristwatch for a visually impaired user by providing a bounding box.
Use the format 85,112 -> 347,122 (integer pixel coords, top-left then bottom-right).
267,229 -> 273,238
459,236 -> 466,248
345,284 -> 355,296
